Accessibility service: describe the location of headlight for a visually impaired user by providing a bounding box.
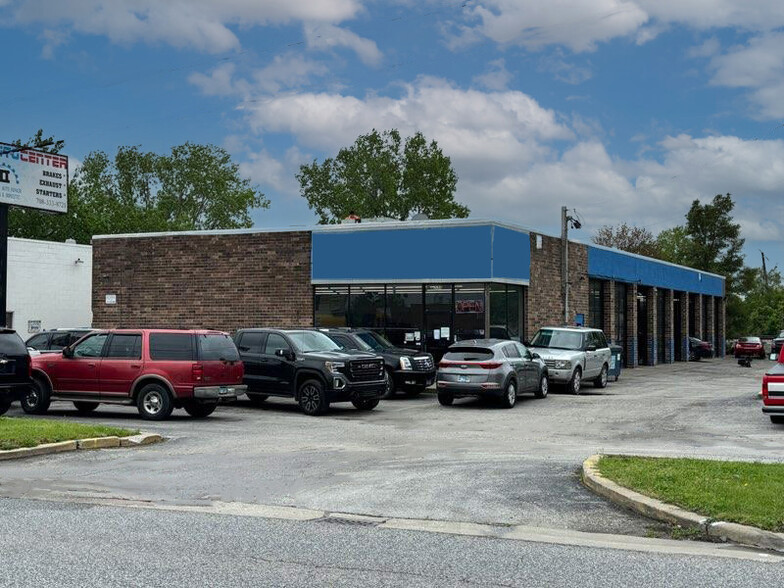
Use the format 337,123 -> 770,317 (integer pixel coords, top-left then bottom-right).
400,356 -> 412,370
324,361 -> 345,373
555,360 -> 571,369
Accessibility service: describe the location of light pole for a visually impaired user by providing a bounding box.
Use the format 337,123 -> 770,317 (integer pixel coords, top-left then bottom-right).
561,206 -> 581,325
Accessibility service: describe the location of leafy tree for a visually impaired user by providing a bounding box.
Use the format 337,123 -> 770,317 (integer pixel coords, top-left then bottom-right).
591,223 -> 659,257
297,128 -> 468,223
736,268 -> 784,336
8,141 -> 268,243
655,226 -> 691,266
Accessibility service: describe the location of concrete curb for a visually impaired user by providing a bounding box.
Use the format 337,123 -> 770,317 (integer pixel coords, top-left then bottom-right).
582,454 -> 784,553
0,433 -> 163,461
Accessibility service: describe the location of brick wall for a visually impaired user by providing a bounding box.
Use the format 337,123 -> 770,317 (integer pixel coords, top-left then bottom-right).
92,231 -> 313,332
664,289 -> 674,363
527,233 -> 588,335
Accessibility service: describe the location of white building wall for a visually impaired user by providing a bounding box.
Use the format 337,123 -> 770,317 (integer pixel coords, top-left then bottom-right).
6,237 -> 92,335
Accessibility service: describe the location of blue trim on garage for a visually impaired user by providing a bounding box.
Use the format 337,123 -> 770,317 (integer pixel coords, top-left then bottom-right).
588,246 -> 724,296
491,226 -> 531,283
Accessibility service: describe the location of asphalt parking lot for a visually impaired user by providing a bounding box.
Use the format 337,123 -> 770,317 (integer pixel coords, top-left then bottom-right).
1,357 -> 779,538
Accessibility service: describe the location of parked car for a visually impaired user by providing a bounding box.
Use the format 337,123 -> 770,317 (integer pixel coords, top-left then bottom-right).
762,354 -> 784,424
436,339 -> 548,408
527,327 -> 611,394
773,330 -> 784,358
24,329 -> 245,420
25,328 -> 93,354
0,329 -> 33,416
318,328 -> 435,397
234,328 -> 386,415
734,336 -> 766,360
688,337 -> 713,361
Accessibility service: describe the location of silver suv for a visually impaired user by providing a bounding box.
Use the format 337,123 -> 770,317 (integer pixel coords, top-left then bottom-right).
528,327 -> 611,394
436,339 -> 549,408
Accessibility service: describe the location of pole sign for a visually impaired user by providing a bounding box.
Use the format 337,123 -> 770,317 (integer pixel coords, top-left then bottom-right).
0,142 -> 68,213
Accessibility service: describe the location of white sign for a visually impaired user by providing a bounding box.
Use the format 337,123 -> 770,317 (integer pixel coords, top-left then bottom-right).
105,294 -> 117,305
27,320 -> 41,333
0,142 -> 68,213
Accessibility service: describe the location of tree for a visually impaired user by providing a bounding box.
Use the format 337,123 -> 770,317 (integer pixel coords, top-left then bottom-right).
655,226 -> 691,266
683,193 -> 745,284
591,223 -> 659,257
297,128 -> 468,223
8,141 -> 268,243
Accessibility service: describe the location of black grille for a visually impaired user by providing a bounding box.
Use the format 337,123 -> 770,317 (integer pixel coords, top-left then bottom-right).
348,359 -> 384,382
412,356 -> 434,371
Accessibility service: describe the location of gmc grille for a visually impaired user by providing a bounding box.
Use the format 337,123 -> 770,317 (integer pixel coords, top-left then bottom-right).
412,356 -> 434,371
348,359 -> 384,382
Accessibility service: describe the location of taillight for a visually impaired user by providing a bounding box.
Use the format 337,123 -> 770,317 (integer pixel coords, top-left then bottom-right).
438,361 -> 451,368
192,363 -> 203,382
478,362 -> 502,369
762,377 -> 768,399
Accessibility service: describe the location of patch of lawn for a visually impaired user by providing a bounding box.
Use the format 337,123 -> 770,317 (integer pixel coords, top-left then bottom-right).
598,455 -> 784,532
0,417 -> 137,451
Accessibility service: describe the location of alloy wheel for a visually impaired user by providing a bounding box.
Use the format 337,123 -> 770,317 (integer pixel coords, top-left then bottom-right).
540,377 -> 548,397
507,382 -> 516,406
301,384 -> 320,413
573,371 -> 581,394
143,390 -> 164,416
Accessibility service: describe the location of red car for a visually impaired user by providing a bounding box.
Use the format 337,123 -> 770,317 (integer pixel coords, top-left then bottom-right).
23,329 -> 246,420
762,354 -> 784,424
734,336 -> 766,360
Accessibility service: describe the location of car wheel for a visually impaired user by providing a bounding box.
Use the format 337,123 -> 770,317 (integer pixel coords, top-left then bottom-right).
499,379 -> 517,408
437,392 -> 454,406
0,397 -> 10,416
136,383 -> 174,421
383,369 -> 396,399
298,379 -> 328,416
593,364 -> 609,389
183,402 -> 217,418
247,393 -> 269,406
22,378 -> 51,415
771,415 -> 784,425
352,398 -> 380,411
535,374 -> 549,398
568,368 -> 582,395
73,401 -> 99,414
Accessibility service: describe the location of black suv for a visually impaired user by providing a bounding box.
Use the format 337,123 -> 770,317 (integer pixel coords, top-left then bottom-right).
319,328 -> 435,398
234,328 -> 386,415
26,329 -> 93,354
0,329 -> 33,416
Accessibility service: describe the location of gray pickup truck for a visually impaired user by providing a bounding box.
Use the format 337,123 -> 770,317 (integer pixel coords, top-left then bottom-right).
528,327 -> 612,394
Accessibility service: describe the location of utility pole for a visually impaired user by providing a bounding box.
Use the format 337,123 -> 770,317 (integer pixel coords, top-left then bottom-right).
561,206 -> 582,325
760,250 -> 769,289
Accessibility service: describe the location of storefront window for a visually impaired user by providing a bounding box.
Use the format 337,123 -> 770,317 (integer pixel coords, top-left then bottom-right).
348,285 -> 385,328
425,285 -> 452,354
589,279 -> 604,329
489,284 -> 508,339
314,286 -> 348,327
507,285 -> 522,340
454,284 -> 486,341
385,284 -> 424,349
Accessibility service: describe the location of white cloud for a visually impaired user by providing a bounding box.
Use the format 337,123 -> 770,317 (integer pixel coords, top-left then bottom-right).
4,0 -> 364,53
303,22 -> 382,66
472,59 -> 513,91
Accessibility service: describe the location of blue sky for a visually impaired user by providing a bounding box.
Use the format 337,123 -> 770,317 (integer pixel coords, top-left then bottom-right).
2,0 -> 783,272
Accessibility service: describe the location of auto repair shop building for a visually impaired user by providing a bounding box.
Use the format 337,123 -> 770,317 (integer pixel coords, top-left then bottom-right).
91,219 -> 725,367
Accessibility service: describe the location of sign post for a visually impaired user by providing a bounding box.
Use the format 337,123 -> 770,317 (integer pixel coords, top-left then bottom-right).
0,141 -> 68,327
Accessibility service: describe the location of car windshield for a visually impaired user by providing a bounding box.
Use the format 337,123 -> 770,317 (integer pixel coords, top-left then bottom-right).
287,331 -> 341,353
778,331 -> 784,339
530,329 -> 584,351
0,331 -> 28,355
739,337 -> 761,343
356,331 -> 392,351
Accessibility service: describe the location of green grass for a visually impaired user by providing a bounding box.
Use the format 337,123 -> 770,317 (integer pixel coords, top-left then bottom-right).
0,417 -> 137,451
598,455 -> 784,532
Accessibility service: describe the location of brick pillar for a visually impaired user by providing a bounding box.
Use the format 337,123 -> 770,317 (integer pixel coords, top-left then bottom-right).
647,287 -> 657,366
602,280 -> 615,342
705,296 -> 716,357
626,283 -> 638,368
693,294 -> 703,339
664,289 -> 675,363
680,293 -> 690,361
717,297 -> 726,358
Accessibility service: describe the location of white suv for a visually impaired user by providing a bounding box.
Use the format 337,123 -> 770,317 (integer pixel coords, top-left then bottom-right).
528,327 -> 612,394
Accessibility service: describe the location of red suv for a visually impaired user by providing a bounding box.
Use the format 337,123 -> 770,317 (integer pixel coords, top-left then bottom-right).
762,353 -> 784,425
23,329 -> 246,420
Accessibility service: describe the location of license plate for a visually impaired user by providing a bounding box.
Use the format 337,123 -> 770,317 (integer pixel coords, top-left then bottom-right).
458,375 -> 469,383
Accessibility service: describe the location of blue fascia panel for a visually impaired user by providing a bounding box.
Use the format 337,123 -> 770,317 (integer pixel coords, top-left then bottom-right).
491,226 -> 531,282
312,225 -> 493,282
588,246 -> 724,296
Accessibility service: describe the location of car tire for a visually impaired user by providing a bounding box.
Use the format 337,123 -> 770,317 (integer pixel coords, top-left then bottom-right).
136,383 -> 174,421
298,379 -> 328,416
771,415 -> 784,425
73,401 -> 99,414
535,374 -> 549,398
352,398 -> 380,411
183,402 -> 217,418
0,397 -> 10,416
568,367 -> 582,395
383,369 -> 396,399
247,393 -> 269,406
593,364 -> 609,389
437,392 -> 454,406
499,379 -> 517,408
22,378 -> 51,415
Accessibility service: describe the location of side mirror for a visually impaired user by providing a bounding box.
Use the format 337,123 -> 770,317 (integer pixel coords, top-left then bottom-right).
63,346 -> 74,358
585,345 -> 597,352
275,348 -> 294,361
531,352 -> 540,360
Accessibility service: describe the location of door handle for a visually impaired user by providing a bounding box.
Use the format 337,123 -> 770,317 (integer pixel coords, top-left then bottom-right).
88,363 -> 96,368
130,364 -> 141,368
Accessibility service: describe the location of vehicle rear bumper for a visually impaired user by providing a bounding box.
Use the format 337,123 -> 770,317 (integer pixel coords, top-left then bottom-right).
762,405 -> 784,415
436,381 -> 504,398
193,384 -> 247,401
328,379 -> 385,402
393,370 -> 436,388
